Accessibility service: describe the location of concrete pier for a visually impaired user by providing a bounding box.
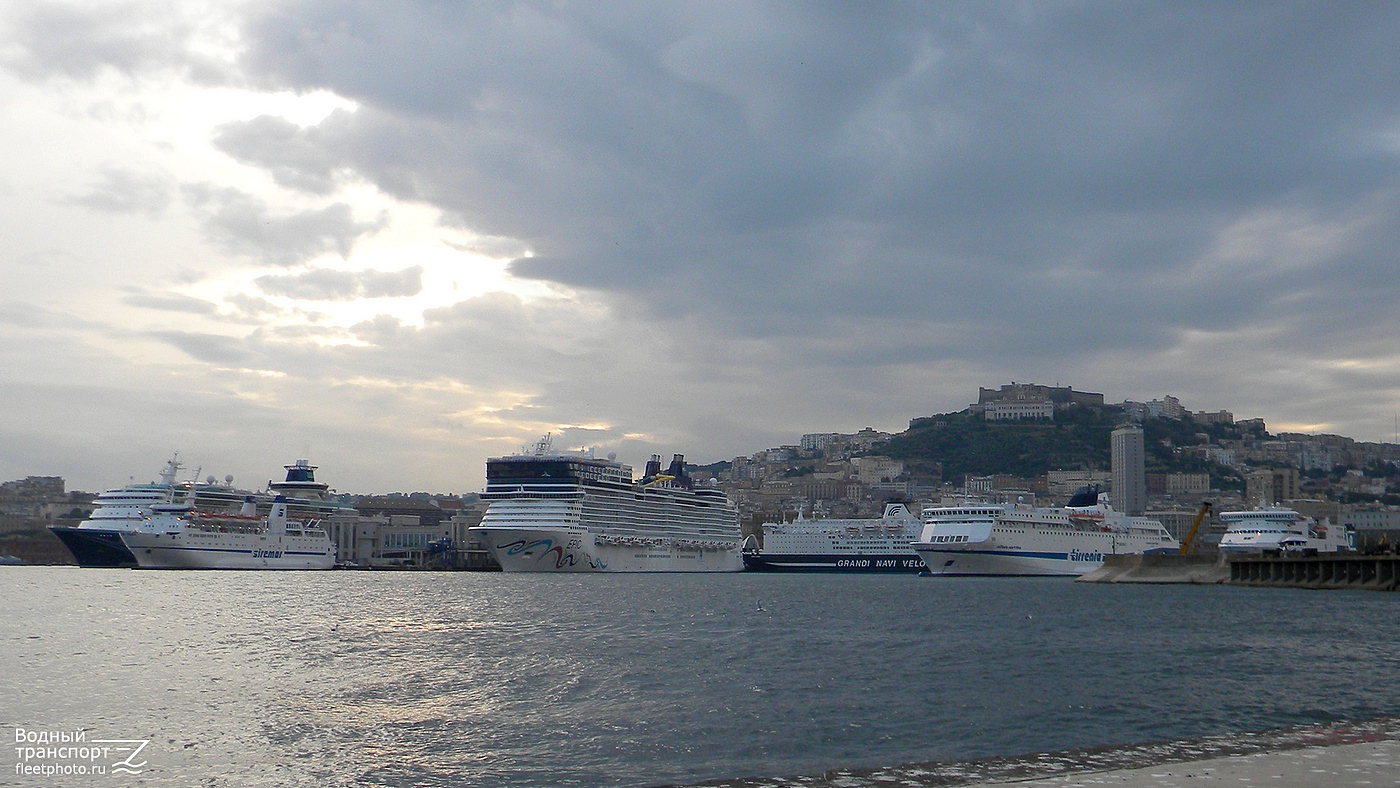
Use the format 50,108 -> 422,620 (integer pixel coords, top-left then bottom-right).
1078,553 -> 1400,591
1075,554 -> 1229,585
1230,554 -> 1400,591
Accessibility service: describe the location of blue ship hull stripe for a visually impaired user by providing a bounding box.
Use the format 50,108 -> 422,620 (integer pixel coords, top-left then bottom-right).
142,546 -> 328,556
743,553 -> 924,572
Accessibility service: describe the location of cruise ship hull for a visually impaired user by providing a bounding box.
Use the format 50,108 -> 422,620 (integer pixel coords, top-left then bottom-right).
48,527 -> 138,568
473,527 -> 742,573
741,552 -> 924,572
121,531 -> 335,570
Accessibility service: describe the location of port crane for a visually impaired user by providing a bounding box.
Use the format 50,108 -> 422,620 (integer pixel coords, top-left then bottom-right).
1178,501 -> 1213,554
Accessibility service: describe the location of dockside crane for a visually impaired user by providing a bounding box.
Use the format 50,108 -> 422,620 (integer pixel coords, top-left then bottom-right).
1179,501 -> 1213,555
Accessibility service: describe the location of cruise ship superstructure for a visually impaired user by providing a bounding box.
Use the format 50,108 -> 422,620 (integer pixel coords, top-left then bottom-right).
741,503 -> 925,572
1217,505 -> 1354,554
49,455 -> 256,567
50,456 -> 353,567
913,486 -> 1179,576
469,437 -> 742,572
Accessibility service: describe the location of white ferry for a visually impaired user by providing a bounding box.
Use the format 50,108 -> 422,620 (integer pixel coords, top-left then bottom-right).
741,503 -> 925,572
120,495 -> 336,570
469,437 -> 742,572
913,486 -> 1179,576
1217,505 -> 1354,554
51,457 -> 352,567
49,455 -> 256,567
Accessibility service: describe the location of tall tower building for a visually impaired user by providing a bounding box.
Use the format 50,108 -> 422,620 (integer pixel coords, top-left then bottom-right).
1111,425 -> 1147,515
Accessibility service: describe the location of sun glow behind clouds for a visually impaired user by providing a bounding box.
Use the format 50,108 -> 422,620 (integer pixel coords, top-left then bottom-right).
149,76 -> 563,339
180,200 -> 556,339
28,56 -> 564,346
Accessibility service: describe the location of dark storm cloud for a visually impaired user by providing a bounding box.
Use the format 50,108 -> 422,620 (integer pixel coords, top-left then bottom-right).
225,1 -> 1400,374
63,166 -> 173,216
15,0 -> 1400,479
181,183 -> 385,266
255,265 -> 423,300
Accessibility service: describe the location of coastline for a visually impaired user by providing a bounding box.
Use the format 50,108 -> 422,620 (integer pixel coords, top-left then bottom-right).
678,717 -> 1400,787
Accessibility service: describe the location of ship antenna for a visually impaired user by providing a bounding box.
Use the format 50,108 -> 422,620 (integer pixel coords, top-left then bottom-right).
533,433 -> 553,455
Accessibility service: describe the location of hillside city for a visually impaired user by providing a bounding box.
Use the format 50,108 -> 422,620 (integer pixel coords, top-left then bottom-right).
6,382 -> 1400,566
708,383 -> 1400,546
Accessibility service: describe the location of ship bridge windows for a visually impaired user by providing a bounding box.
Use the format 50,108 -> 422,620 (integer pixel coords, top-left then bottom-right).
487,460 -> 580,483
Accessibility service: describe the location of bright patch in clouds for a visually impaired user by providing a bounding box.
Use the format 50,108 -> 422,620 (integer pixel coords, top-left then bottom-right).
179,199 -> 557,337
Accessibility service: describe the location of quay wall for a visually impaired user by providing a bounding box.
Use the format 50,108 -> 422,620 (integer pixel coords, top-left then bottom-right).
1079,553 -> 1400,591
1076,554 -> 1228,585
1230,554 -> 1400,591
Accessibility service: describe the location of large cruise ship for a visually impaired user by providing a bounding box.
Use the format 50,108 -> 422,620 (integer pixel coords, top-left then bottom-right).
741,503 -> 925,572
50,457 -> 353,567
120,495 -> 336,570
913,486 -> 1179,576
1217,505 -> 1355,554
469,437 -> 742,572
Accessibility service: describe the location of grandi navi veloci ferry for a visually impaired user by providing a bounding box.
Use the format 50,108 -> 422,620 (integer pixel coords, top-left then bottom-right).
740,503 -> 925,572
469,436 -> 742,572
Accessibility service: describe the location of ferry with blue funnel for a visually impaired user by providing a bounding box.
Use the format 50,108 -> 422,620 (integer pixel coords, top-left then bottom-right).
469,436 -> 742,572
49,455 -> 256,567
51,457 -> 352,567
913,486 -> 1179,576
119,495 -> 335,570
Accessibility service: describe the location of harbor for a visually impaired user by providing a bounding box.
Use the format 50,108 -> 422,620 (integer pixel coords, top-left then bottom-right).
9,4 -> 1400,784
6,568 -> 1398,786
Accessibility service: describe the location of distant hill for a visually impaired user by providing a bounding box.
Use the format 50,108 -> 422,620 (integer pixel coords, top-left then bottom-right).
878,404 -> 1264,488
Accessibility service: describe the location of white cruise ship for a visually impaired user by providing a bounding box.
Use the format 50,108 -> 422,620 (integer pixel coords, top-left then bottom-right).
49,455 -> 257,568
51,457 -> 354,567
120,496 -> 336,570
913,486 -> 1179,576
1217,505 -> 1354,554
469,437 -> 742,572
741,503 -> 925,572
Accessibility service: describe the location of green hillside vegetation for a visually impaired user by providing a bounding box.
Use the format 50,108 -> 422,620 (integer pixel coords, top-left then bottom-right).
878,405 -> 1260,489
881,406 -> 1119,478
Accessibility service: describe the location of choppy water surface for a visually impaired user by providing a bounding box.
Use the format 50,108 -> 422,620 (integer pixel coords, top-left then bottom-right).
3,568 -> 1397,786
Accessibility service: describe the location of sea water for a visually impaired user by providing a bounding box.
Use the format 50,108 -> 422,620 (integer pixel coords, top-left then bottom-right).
2,567 -> 1397,786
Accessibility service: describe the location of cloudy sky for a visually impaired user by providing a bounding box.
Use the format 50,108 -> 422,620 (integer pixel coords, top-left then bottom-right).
4,2 -> 1400,494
